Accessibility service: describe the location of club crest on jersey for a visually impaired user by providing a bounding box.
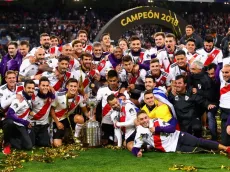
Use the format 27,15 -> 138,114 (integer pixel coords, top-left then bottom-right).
13,103 -> 18,109
175,95 -> 179,101
185,95 -> 189,101
198,84 -> 202,89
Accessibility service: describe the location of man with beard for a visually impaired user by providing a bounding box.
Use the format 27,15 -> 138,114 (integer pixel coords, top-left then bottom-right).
183,38 -> 201,64
219,64 -> 230,145
100,33 -> 113,55
28,77 -> 55,147
42,55 -> 74,91
124,36 -> 148,70
107,94 -> 137,150
169,50 -> 190,81
119,55 -> 146,100
19,41 -> 30,59
74,53 -> 100,95
146,58 -> 172,91
0,41 -> 23,84
96,70 -> 126,145
179,25 -> 203,49
132,110 -> 230,158
76,30 -> 92,53
157,33 -> 179,72
196,35 -> 223,68
169,75 -> 216,138
2,80 -> 35,154
19,48 -> 46,82
51,78 -> 88,147
28,33 -> 51,57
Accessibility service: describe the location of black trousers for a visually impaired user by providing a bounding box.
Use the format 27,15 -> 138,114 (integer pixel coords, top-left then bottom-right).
179,118 -> 202,138
29,123 -> 50,147
176,132 -> 219,152
220,107 -> 230,146
2,118 -> 32,150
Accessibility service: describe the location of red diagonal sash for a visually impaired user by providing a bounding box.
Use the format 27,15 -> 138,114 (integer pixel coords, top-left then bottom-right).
102,91 -> 119,116
156,76 -> 167,87
53,72 -> 71,91
18,108 -> 30,119
97,59 -> 106,72
153,120 -> 165,152
220,84 -> 230,97
85,45 -> 92,53
32,99 -> 51,120
55,95 -> 80,118
204,49 -> 220,66
139,52 -> 144,63
120,106 -> 126,133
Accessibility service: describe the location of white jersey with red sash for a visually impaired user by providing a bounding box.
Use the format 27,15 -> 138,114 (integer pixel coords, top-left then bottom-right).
83,44 -> 93,54
169,63 -> 190,80
124,48 -> 146,64
119,69 -> 146,85
133,118 -> 180,152
52,91 -> 85,121
146,70 -> 172,87
196,47 -> 223,66
68,58 -> 80,73
0,82 -> 24,110
9,91 -> 33,126
96,86 -> 120,124
156,49 -> 178,72
29,90 -> 54,125
110,101 -> 137,139
219,72 -> 230,109
42,70 -> 73,91
19,59 -> 41,78
49,46 -> 62,57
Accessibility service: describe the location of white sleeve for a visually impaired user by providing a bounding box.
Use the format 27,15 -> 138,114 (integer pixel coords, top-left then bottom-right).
169,66 -> 176,80
133,126 -> 144,148
51,95 -> 58,107
119,69 -> 127,82
166,74 -> 172,87
79,96 -> 86,108
19,59 -> 32,76
138,92 -> 144,103
156,52 -> 163,66
217,50 -> 223,64
110,111 -> 120,123
10,99 -> 21,112
139,69 -> 147,83
96,88 -> 103,101
1,94 -> 16,109
116,104 -> 136,127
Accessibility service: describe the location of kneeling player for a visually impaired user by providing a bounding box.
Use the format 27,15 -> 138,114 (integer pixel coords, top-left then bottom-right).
132,110 -> 230,157
107,94 -> 137,151
51,78 -> 88,147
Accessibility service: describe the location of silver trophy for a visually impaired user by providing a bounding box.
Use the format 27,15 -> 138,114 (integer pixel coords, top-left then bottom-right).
81,83 -> 101,147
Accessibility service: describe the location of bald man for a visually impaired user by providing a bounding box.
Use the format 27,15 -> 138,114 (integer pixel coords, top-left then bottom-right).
19,48 -> 46,81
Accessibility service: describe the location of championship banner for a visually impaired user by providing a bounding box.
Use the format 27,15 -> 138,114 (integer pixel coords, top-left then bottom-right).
94,6 -> 188,41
